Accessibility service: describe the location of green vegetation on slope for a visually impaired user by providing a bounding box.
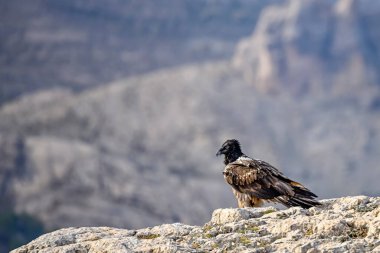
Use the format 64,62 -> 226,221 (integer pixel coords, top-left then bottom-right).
0,211 -> 45,252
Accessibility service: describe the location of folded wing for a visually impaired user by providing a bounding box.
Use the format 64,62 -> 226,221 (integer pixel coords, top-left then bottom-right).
223,159 -> 320,208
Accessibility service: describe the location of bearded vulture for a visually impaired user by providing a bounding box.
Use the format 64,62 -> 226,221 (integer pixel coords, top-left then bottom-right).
216,139 -> 321,208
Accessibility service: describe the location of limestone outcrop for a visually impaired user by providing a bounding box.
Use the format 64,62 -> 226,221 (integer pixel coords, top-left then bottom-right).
233,0 -> 380,96
12,196 -> 380,253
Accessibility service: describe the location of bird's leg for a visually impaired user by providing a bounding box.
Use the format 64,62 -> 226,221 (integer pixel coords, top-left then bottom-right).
250,197 -> 264,207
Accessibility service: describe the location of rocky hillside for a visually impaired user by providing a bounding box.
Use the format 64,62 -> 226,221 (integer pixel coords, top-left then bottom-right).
234,0 -> 380,97
2,60 -> 380,232
11,196 -> 380,253
0,0 -> 275,104
2,0 -> 380,238
0,62 -> 242,230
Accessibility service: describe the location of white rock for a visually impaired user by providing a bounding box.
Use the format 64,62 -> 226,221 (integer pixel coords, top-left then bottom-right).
211,206 -> 278,224
12,196 -> 380,253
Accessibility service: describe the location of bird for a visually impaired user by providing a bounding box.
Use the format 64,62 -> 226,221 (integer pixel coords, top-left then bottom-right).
216,139 -> 321,209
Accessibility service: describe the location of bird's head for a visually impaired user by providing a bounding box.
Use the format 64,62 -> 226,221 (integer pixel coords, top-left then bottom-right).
216,139 -> 243,164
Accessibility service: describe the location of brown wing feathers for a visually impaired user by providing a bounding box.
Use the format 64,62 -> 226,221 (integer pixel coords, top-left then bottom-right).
223,167 -> 257,185
224,164 -> 284,199
224,160 -> 320,208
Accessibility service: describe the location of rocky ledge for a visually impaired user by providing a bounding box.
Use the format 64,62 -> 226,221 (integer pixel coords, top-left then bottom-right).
12,196 -> 380,253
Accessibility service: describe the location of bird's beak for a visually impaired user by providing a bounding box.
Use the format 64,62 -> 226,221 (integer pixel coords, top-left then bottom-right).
216,149 -> 223,156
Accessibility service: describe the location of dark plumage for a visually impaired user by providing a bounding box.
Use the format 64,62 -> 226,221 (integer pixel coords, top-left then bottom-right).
216,139 -> 321,208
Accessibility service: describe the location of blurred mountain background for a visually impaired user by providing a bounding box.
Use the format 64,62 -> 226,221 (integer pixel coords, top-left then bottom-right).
1,0 -> 380,251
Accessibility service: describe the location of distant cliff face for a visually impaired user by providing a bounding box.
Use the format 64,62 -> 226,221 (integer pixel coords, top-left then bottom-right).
11,196 -> 380,253
0,0 -> 273,104
1,0 -> 380,234
0,63 -> 245,230
234,0 -> 380,97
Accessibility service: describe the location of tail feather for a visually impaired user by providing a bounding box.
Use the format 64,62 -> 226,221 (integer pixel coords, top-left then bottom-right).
275,184 -> 321,209
288,196 -> 321,209
276,195 -> 321,209
293,186 -> 318,198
